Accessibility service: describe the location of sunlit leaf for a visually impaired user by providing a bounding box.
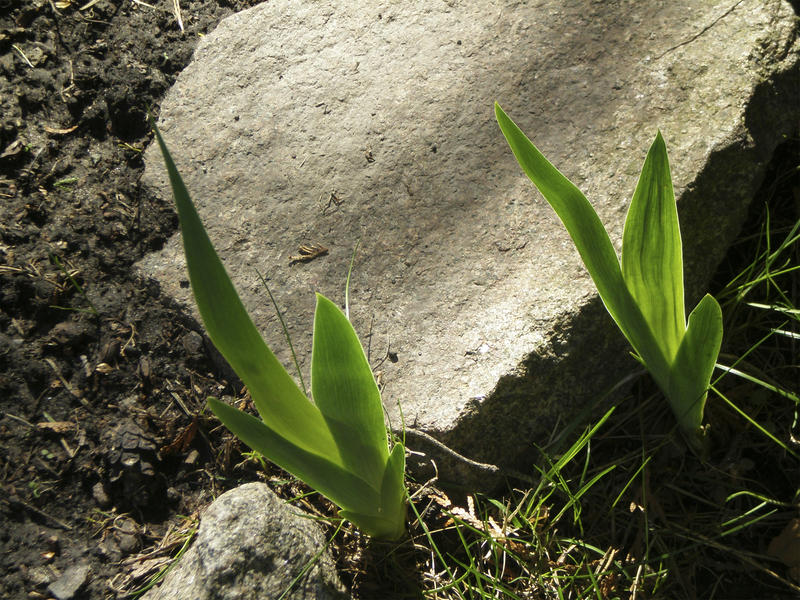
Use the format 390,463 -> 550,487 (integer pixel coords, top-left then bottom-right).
341,443 -> 408,540
152,118 -> 406,539
495,103 -> 669,384
668,294 -> 723,437
207,397 -> 379,511
496,104 -> 722,446
622,132 -> 685,360
312,294 -> 388,486
151,123 -> 336,458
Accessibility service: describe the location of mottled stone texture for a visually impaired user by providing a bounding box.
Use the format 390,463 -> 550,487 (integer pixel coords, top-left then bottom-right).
143,483 -> 347,600
140,0 -> 799,487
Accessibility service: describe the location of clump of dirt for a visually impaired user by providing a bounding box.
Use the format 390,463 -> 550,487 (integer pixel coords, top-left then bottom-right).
0,1 -> 263,598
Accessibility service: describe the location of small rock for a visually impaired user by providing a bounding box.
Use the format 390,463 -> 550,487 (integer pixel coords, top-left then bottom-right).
97,536 -> 122,562
47,563 -> 90,600
25,564 -> 55,587
92,482 -> 111,508
142,482 -> 348,600
105,418 -> 163,507
119,394 -> 139,412
181,330 -> 203,355
184,449 -> 199,465
46,320 -> 93,349
138,356 -> 152,382
114,516 -> 141,554
166,487 -> 181,503
25,46 -> 47,67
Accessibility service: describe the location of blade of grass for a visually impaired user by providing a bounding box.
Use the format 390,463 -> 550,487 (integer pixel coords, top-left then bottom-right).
50,253 -> 98,316
256,268 -> 307,395
708,384 -> 799,459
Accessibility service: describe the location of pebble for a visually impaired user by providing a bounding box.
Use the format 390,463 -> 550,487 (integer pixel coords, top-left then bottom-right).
92,481 -> 111,508
47,563 -> 90,600
181,330 -> 203,354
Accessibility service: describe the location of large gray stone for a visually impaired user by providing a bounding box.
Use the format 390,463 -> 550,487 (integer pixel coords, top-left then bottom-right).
140,1 -> 800,485
142,483 -> 347,600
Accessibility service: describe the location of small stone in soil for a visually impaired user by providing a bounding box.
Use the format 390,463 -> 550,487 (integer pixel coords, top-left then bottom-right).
92,481 -> 111,508
47,563 -> 90,600
181,330 -> 203,354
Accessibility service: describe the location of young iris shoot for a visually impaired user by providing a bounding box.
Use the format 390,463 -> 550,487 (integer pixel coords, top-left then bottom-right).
151,120 -> 407,539
495,103 -> 722,454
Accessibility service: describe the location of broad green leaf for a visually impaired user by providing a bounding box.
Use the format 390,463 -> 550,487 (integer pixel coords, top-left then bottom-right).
340,443 -> 408,539
311,294 -> 389,486
338,510 -> 404,541
668,294 -> 723,435
151,122 -> 338,460
495,103 -> 670,379
496,105 -> 724,450
154,121 -> 406,539
381,442 -> 407,522
207,398 -> 380,513
622,132 -> 685,360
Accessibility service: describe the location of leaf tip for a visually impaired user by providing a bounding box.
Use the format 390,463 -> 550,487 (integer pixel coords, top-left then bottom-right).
494,101 -> 507,122
653,130 -> 667,150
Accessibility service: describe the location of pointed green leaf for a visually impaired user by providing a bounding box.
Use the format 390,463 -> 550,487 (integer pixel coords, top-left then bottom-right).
339,442 -> 407,539
154,120 -> 407,539
496,104 -> 620,305
311,294 -> 389,487
208,397 -> 381,512
622,132 -> 685,360
151,121 -> 338,460
668,294 -> 723,435
495,104 -> 670,381
380,442 -> 407,532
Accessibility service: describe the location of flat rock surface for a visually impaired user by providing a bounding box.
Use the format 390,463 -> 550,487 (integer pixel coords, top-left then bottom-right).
140,0 -> 799,481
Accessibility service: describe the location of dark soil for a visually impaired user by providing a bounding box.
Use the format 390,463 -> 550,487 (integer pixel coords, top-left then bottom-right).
0,1 -> 265,598
1,1 -> 799,599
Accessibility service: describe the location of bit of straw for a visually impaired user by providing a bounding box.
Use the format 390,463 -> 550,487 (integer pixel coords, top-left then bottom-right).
173,0 -> 184,31
12,45 -> 34,68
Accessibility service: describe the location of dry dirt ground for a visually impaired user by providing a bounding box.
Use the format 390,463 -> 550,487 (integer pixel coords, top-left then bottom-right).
2,2 -> 800,600
0,1 -> 272,598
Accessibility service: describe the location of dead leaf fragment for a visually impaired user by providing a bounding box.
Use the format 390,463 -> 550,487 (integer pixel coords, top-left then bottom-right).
44,125 -> 79,135
289,242 -> 328,264
767,518 -> 800,582
161,417 -> 199,456
0,140 -> 25,159
37,421 -> 73,434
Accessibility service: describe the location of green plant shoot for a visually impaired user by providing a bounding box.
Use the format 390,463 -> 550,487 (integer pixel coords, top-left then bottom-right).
495,103 -> 722,453
151,120 -> 406,539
